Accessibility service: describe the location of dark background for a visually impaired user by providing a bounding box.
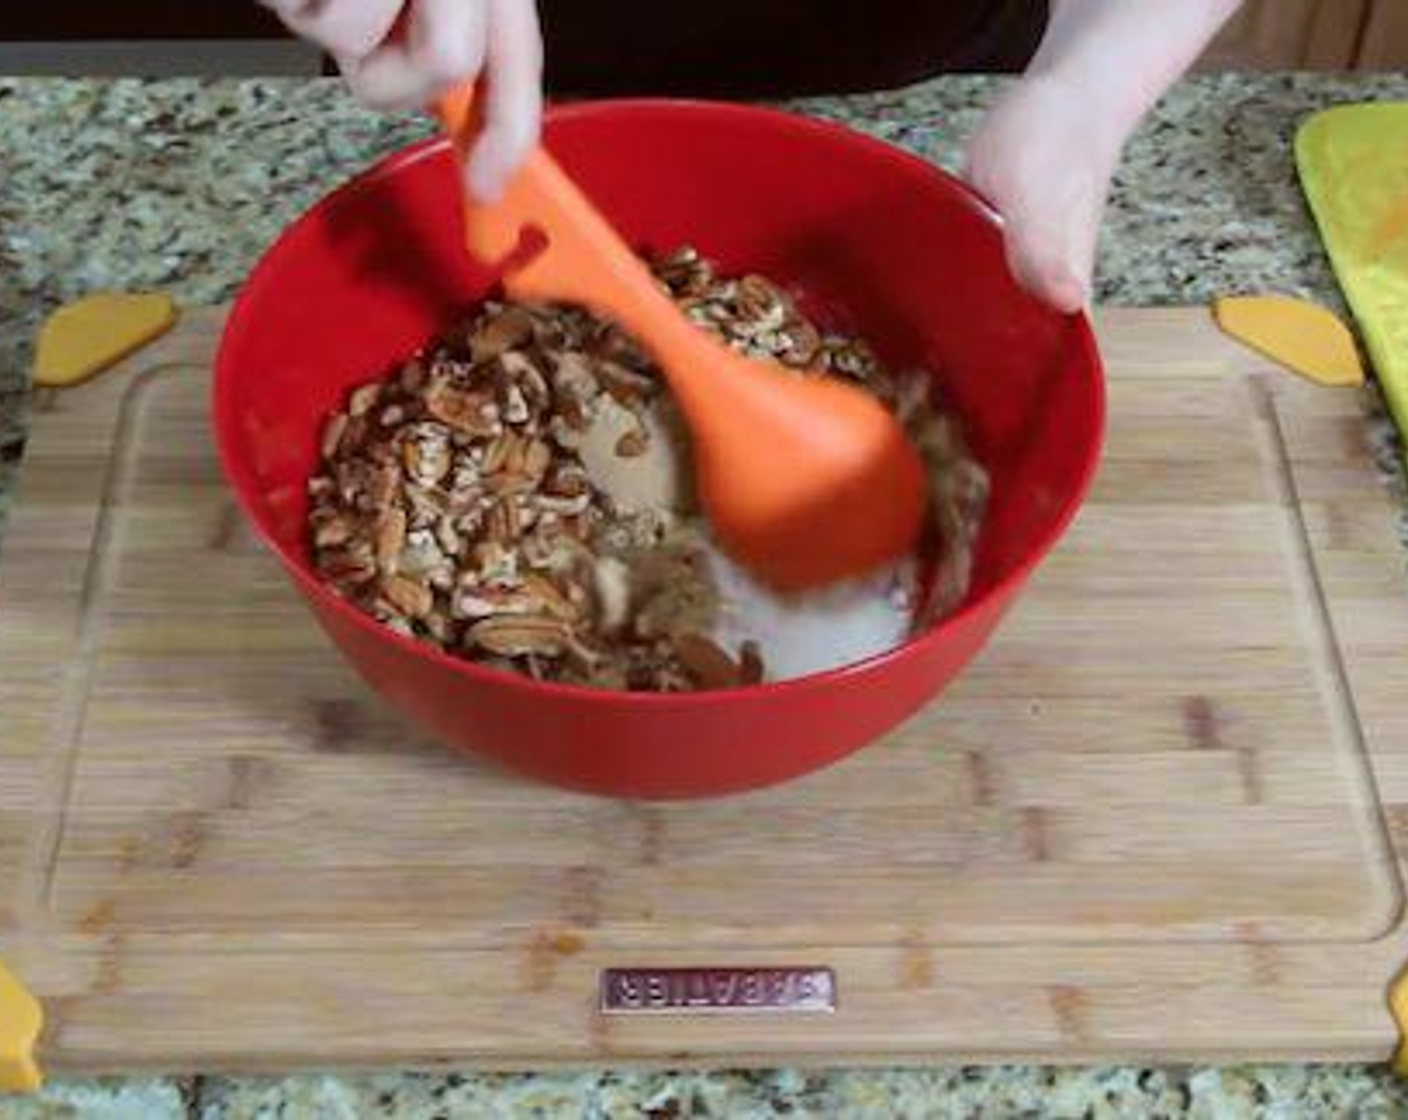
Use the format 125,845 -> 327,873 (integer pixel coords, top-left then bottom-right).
0,3 -> 286,40
0,2 -> 1047,93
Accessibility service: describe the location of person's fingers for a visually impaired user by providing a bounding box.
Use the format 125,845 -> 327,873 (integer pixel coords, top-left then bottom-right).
1002,179 -> 1101,314
1004,224 -> 1089,314
1005,199 -> 1097,313
960,72 -> 1125,314
342,0 -> 486,109
964,135 -> 1102,312
413,0 -> 488,87
338,47 -> 425,109
263,0 -> 405,60
465,0 -> 543,201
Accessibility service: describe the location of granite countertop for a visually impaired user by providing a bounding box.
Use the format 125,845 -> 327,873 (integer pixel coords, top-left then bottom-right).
4,71 -> 1408,1117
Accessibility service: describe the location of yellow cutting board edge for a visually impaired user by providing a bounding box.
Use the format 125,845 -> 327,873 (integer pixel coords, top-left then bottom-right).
1212,294 -> 1365,388
33,292 -> 178,388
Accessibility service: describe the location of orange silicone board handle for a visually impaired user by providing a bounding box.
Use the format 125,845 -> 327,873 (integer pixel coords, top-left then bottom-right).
0,958 -> 42,1092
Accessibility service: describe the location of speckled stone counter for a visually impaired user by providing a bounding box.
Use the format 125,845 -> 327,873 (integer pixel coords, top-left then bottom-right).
4,72 -> 1408,1118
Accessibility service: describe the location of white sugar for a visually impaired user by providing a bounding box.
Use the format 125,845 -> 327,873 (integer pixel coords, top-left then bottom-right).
702,538 -> 916,682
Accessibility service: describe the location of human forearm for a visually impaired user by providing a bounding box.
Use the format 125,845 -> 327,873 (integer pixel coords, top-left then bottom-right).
1031,0 -> 1243,142
963,0 -> 1242,312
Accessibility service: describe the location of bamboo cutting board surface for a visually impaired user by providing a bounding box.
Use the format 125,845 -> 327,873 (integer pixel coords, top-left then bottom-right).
3,306 -> 1408,1072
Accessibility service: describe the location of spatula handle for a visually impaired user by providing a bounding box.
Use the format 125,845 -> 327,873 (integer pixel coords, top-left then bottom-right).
432,81 -> 727,409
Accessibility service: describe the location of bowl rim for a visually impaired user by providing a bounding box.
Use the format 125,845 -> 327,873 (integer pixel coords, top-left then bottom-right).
213,96 -> 1106,709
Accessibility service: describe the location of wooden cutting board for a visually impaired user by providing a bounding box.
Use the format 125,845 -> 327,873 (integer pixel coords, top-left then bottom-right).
4,306 -> 1408,1074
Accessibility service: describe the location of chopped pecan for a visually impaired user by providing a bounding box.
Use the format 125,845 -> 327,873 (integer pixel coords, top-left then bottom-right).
614,428 -> 649,458
672,631 -> 743,690
468,305 -> 535,363
347,382 -> 382,417
467,615 -> 573,658
425,384 -> 499,437
307,245 -> 985,693
374,507 -> 407,573
380,573 -> 433,619
320,413 -> 349,460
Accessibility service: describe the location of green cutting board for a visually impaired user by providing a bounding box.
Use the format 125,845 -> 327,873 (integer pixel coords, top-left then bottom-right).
1297,103 -> 1408,463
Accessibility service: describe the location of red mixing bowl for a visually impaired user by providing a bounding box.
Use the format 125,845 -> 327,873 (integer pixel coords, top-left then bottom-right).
213,100 -> 1104,799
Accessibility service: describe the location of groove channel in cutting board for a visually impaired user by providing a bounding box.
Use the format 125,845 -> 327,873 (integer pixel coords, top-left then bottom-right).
3,306 -> 1408,1070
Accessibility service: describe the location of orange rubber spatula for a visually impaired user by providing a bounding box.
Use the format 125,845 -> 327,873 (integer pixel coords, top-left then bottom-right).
434,83 -> 926,590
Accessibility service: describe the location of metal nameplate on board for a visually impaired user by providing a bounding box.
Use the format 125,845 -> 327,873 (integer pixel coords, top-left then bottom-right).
600,967 -> 836,1015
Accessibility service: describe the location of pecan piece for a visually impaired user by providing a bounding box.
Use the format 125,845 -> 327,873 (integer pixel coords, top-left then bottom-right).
614,427 -> 649,458
522,572 -> 582,623
468,305 -> 535,363
671,632 -> 742,690
320,413 -> 349,460
402,426 -> 452,485
425,384 -> 499,437
453,585 -> 543,621
381,573 -> 434,619
347,382 -> 383,417
467,615 -> 573,658
374,506 -> 407,573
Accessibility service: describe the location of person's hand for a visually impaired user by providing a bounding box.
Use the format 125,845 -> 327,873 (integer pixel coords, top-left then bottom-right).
964,74 -> 1125,314
261,0 -> 542,200
965,0 -> 1241,313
